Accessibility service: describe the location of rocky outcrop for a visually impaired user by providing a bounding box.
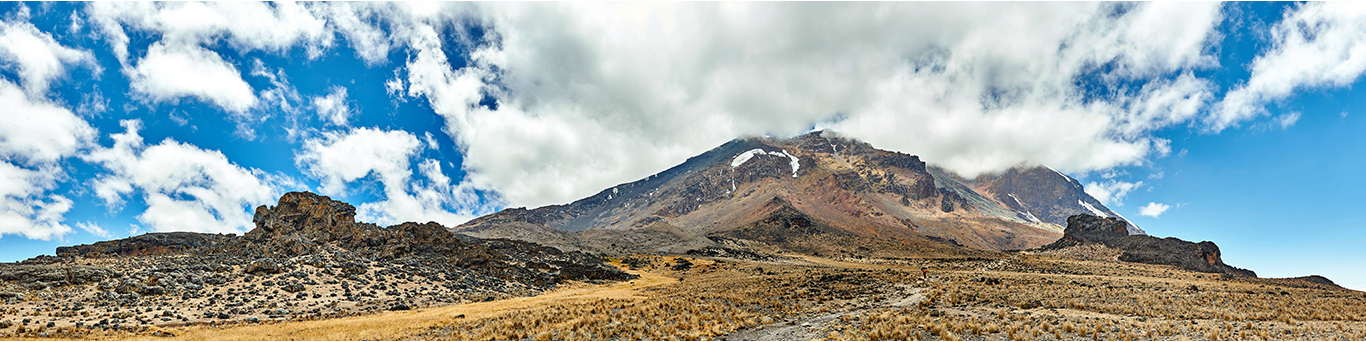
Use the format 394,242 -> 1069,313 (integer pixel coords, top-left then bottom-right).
0,265 -> 117,290
235,192 -> 635,284
939,188 -> 972,213
1042,214 -> 1255,277
977,166 -> 1145,235
57,232 -> 234,258
7,191 -> 635,313
1042,215 -> 1129,248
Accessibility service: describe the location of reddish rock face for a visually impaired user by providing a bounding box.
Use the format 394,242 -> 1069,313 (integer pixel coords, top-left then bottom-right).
1195,242 -> 1223,266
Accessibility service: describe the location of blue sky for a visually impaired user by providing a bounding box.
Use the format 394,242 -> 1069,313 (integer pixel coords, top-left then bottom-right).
2,2 -> 1364,290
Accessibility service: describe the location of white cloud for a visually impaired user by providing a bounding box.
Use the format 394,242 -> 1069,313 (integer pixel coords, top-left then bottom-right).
1138,202 -> 1171,218
387,2 -> 1224,208
311,86 -> 352,126
0,19 -> 97,95
82,120 -> 282,234
89,2 -> 335,118
1276,112 -> 1301,130
0,161 -> 73,240
296,127 -> 491,226
76,221 -> 112,238
0,80 -> 96,164
324,2 -> 393,65
88,2 -> 332,63
1084,180 -> 1143,207
385,72 -> 405,98
423,132 -> 439,150
127,42 -> 257,113
0,20 -> 97,241
1213,3 -> 1366,132
251,59 -> 303,115
297,127 -> 418,196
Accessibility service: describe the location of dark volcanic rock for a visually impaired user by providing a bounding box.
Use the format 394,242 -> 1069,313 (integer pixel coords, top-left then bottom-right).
939,187 -> 972,213
1043,214 -> 1255,277
5,191 -> 637,326
0,265 -> 117,289
1043,215 -> 1129,248
236,192 -> 636,285
57,232 -> 233,258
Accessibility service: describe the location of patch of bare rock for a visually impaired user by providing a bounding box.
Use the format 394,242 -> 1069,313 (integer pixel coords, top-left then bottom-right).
0,191 -> 634,338
1039,214 -> 1256,277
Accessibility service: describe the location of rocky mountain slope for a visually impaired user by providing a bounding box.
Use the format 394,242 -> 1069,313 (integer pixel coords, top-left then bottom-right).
0,192 -> 632,333
456,131 -> 1132,254
1039,214 -> 1254,277
930,166 -> 1145,235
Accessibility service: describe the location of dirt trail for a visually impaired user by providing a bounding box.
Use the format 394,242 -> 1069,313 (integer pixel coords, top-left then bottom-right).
721,257 -> 929,341
122,262 -> 674,341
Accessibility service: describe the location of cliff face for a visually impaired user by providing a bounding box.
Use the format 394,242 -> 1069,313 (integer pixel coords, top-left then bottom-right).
1043,214 -> 1254,277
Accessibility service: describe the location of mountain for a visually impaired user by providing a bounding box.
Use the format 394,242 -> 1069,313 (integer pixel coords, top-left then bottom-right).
455,131 -> 1133,255
929,165 -> 1146,235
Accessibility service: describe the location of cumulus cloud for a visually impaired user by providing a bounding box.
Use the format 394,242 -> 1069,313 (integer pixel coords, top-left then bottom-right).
311,86 -> 352,126
1213,3 -> 1366,132
297,127 -> 418,196
127,42 -> 257,113
386,2 -> 1224,207
82,120 -> 282,234
89,2 -> 333,116
0,81 -> 96,164
1084,180 -> 1143,207
0,79 -> 93,240
1138,202 -> 1171,218
0,19 -> 97,95
296,127 -> 491,226
0,15 -> 98,241
88,2 -> 332,64
0,161 -> 73,240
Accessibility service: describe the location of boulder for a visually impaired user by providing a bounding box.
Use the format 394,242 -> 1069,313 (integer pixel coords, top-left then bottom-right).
245,260 -> 283,275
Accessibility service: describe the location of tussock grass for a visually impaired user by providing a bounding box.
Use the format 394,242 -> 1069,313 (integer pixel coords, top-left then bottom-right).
16,253 -> 1364,341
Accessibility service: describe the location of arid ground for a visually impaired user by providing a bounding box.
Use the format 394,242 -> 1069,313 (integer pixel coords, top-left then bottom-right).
3,250 -> 1363,341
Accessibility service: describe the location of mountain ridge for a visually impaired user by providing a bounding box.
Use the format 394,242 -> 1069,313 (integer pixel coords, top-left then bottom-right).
455,131 -> 1129,254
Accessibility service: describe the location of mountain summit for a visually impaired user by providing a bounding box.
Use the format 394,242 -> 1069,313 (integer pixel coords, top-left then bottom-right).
456,131 -> 1135,255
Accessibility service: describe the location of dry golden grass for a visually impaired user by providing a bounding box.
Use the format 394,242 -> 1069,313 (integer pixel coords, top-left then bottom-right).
813,254 -> 1366,341
10,252 -> 1365,341
415,256 -> 904,340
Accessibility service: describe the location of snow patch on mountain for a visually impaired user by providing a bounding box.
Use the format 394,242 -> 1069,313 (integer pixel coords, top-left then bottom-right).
1045,166 -> 1067,180
1008,194 -> 1040,222
731,148 -> 800,177
731,149 -> 767,168
1078,200 -> 1109,217
780,150 -> 799,177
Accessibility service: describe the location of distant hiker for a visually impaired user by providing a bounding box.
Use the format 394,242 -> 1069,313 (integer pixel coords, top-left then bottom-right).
921,266 -> 928,278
